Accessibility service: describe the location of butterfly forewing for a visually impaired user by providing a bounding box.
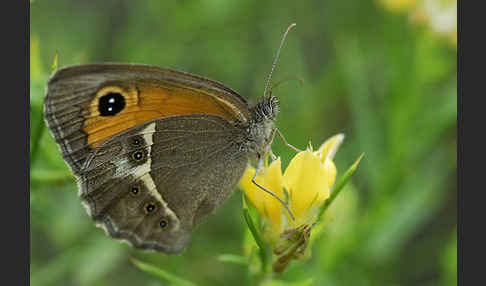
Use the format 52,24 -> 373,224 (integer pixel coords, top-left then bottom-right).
44,64 -> 250,174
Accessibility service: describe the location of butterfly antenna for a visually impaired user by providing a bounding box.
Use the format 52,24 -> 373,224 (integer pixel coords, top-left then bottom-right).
271,76 -> 305,91
263,23 -> 297,98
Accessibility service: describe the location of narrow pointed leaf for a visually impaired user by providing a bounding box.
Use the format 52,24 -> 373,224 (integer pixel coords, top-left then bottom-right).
131,258 -> 197,286
217,254 -> 248,266
317,153 -> 364,221
51,51 -> 59,71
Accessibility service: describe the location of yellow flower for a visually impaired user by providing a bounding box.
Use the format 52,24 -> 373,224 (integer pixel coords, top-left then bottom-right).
284,134 -> 343,226
239,134 -> 363,273
239,134 -> 344,237
240,158 -> 284,239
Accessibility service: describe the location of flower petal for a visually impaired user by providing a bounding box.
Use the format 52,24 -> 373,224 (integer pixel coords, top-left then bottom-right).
316,134 -> 345,162
322,158 -> 337,190
238,159 -> 284,230
282,150 -> 333,225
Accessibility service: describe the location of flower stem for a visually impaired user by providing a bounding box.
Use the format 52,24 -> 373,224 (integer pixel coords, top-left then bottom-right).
242,193 -> 271,274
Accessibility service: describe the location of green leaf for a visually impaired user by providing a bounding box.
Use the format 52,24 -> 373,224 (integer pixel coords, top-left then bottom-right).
361,150 -> 451,262
242,193 -> 271,274
131,258 -> 197,286
74,238 -> 126,285
30,51 -> 59,167
30,169 -> 74,184
51,51 -> 59,71
217,254 -> 249,266
30,246 -> 83,286
317,153 -> 364,221
242,195 -> 266,252
29,104 -> 46,167
441,229 -> 457,285
260,278 -> 314,286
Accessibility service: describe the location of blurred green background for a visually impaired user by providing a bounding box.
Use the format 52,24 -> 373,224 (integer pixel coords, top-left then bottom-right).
30,0 -> 457,285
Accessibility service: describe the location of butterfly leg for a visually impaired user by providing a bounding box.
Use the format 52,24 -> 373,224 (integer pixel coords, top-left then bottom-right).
276,128 -> 303,153
269,149 -> 277,161
268,129 -> 278,161
251,159 -> 295,221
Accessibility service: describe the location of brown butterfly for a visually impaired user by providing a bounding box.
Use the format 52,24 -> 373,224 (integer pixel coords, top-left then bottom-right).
44,24 -> 298,253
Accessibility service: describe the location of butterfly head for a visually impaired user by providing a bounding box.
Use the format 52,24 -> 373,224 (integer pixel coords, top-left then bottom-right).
244,22 -> 296,161
250,95 -> 279,122
246,95 -> 279,163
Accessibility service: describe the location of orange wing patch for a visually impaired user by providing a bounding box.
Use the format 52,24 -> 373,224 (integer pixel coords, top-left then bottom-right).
84,84 -> 243,148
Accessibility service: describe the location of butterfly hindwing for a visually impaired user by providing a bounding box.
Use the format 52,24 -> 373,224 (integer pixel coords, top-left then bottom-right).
78,114 -> 249,253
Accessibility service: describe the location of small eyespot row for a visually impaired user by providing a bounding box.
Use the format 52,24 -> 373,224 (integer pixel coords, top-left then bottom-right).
159,219 -> 168,228
131,137 -> 142,147
144,202 -> 157,214
130,186 -> 140,196
131,150 -> 145,161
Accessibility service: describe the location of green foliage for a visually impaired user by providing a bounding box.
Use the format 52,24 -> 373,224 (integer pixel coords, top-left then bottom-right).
30,0 -> 457,285
260,279 -> 313,286
217,254 -> 249,266
131,259 -> 197,286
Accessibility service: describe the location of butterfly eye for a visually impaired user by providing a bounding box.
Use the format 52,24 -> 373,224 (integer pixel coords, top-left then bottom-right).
131,150 -> 145,161
130,186 -> 140,196
159,219 -> 168,228
144,203 -> 157,214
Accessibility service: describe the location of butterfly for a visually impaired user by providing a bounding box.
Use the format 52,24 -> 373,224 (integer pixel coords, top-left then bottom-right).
43,24 -> 298,253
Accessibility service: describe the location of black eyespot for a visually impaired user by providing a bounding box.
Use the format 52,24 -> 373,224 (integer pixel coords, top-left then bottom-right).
131,137 -> 142,147
98,92 -> 125,116
145,203 -> 157,214
131,150 -> 145,161
130,186 -> 140,196
159,219 -> 168,228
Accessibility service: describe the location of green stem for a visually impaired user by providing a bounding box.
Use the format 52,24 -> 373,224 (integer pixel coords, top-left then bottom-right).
242,193 -> 272,279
